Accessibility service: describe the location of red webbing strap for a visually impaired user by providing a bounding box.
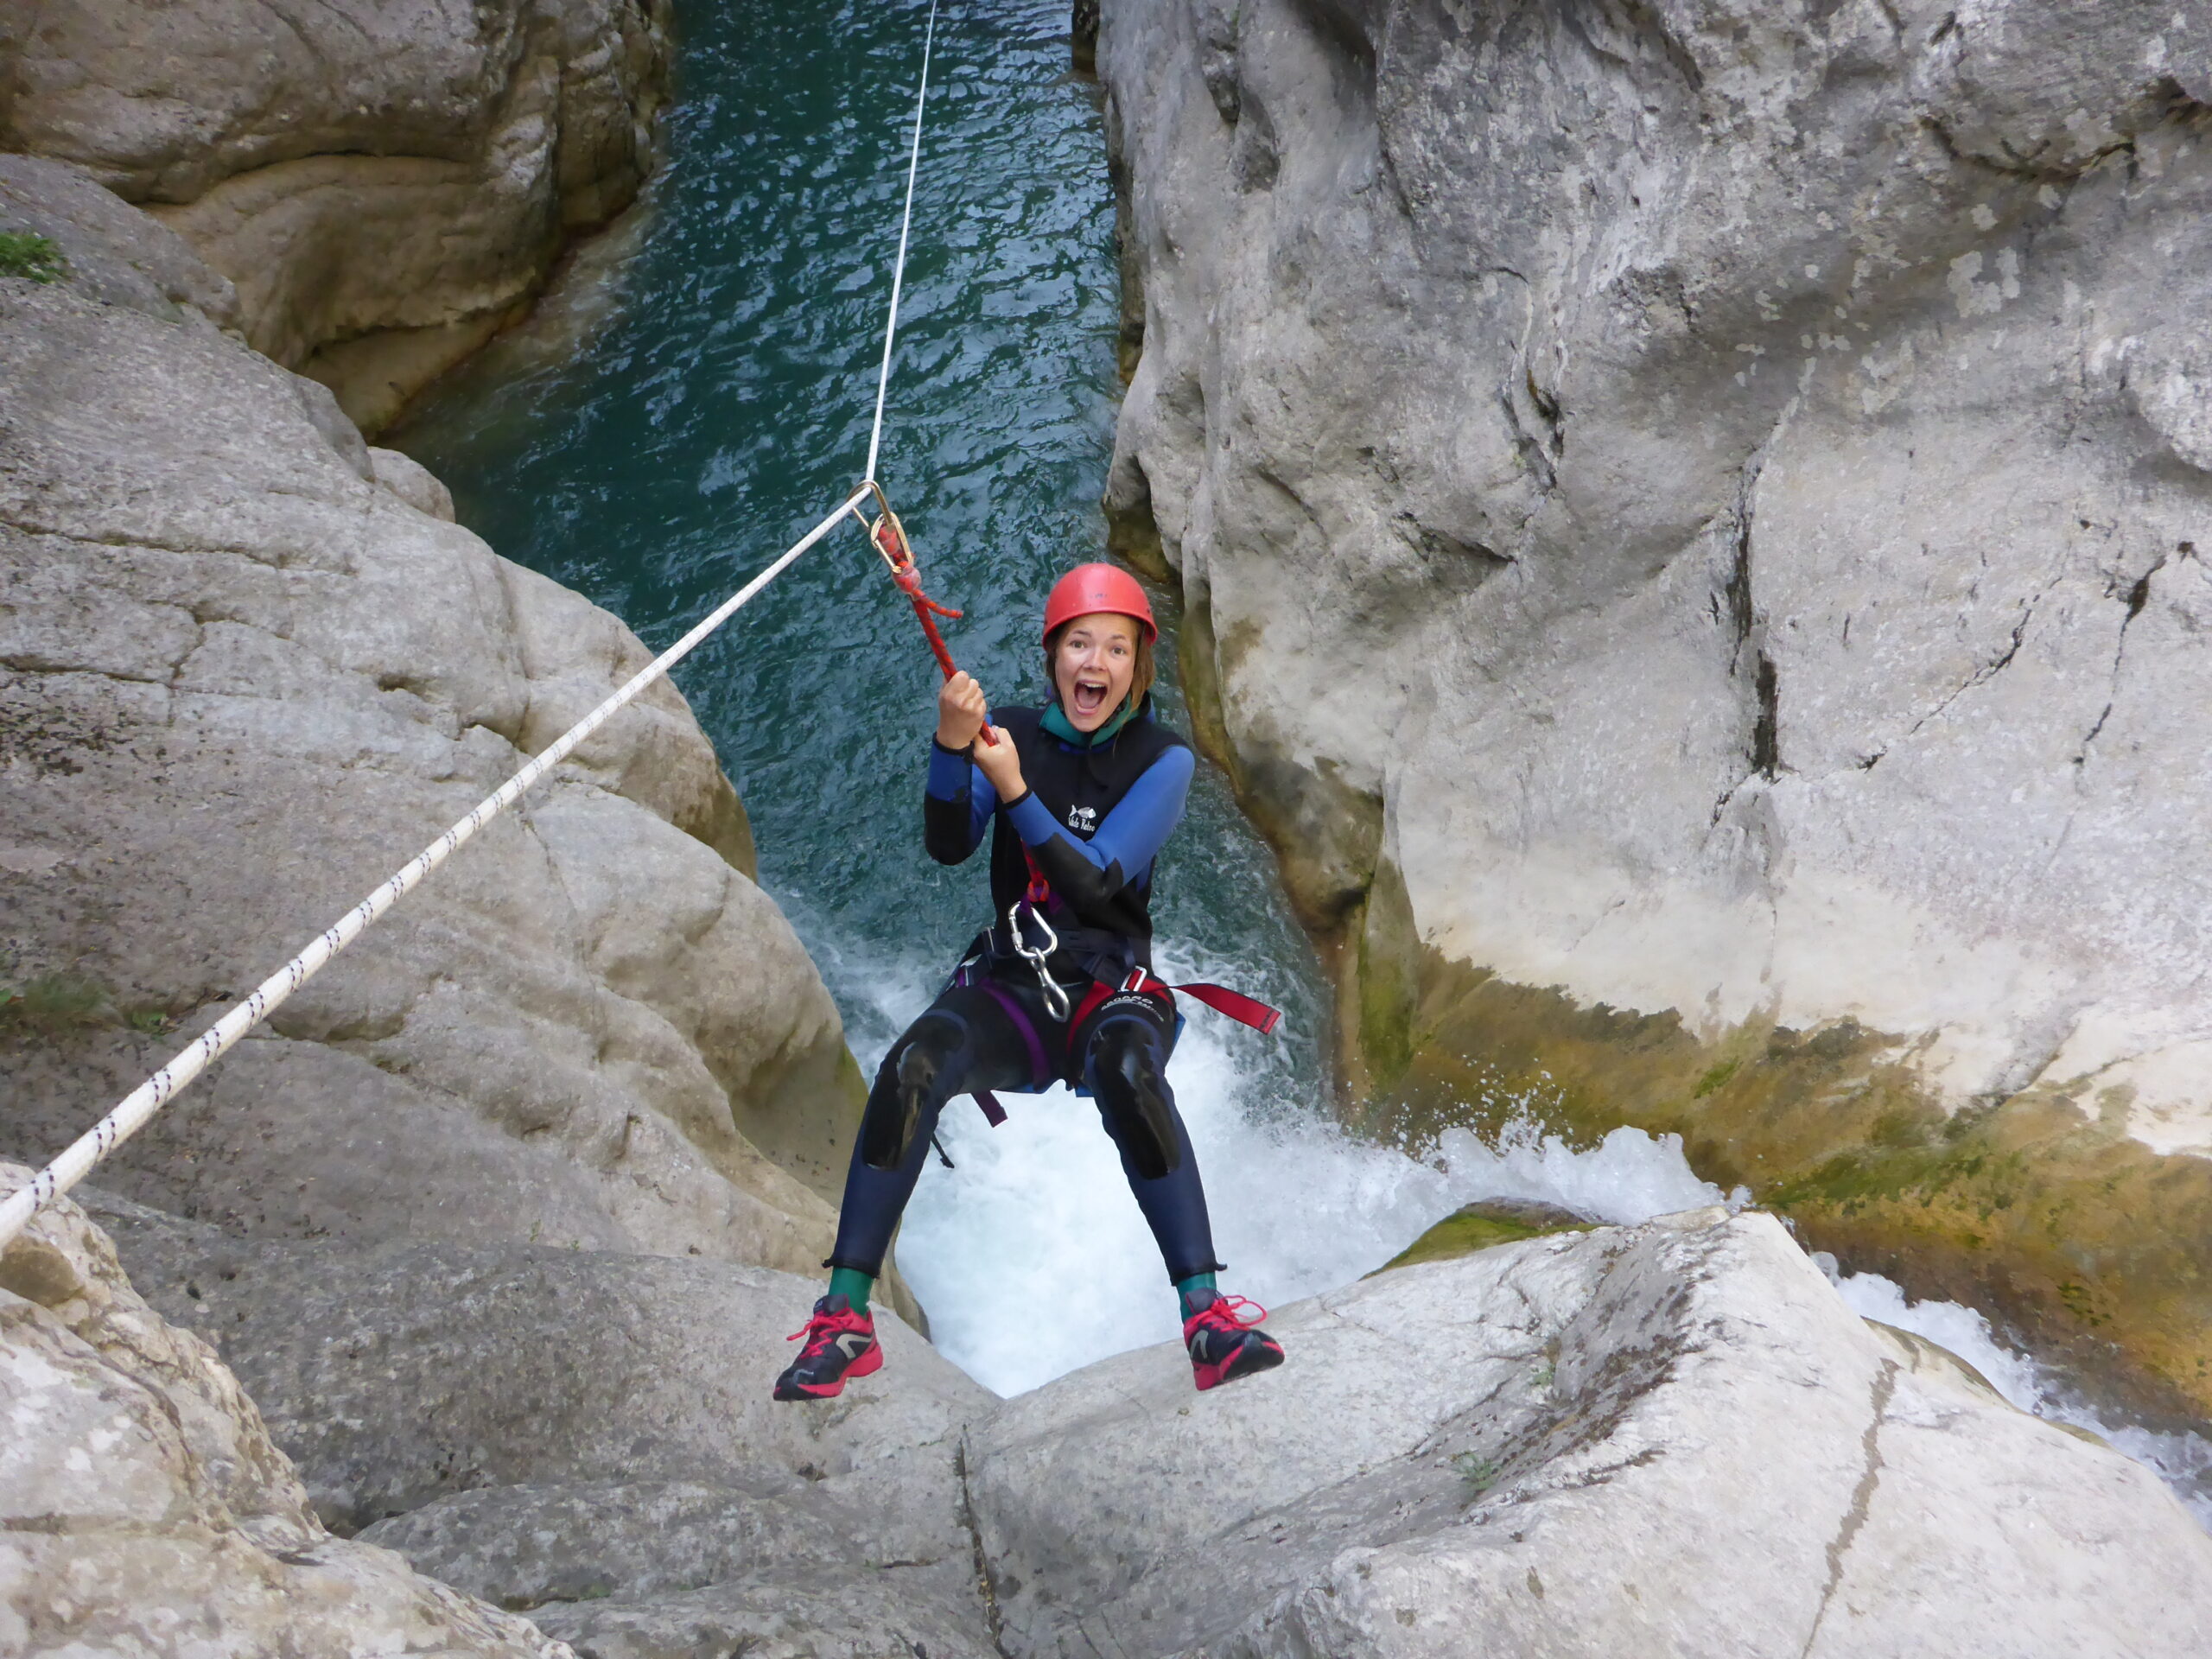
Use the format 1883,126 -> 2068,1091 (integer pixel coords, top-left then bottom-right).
1113,969 -> 1285,1035
873,508 -> 999,746
967,975 -> 1281,1131
1169,982 -> 1283,1034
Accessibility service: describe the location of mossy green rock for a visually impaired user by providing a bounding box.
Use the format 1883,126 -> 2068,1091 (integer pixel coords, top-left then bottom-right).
1356,948 -> 2212,1427
1377,1199 -> 1593,1274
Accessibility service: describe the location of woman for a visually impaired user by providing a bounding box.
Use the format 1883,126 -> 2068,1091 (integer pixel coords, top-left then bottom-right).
774,563 -> 1285,1400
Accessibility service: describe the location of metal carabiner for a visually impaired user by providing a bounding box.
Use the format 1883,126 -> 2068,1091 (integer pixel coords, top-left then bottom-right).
1007,900 -> 1071,1023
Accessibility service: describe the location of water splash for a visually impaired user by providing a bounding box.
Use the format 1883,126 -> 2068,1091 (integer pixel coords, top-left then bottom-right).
1821,1260 -> 2212,1533
880,936 -> 1736,1396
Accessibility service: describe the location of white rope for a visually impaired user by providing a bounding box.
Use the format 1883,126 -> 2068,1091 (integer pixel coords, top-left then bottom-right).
0,485 -> 873,1249
864,0 -> 940,485
0,3 -> 954,1250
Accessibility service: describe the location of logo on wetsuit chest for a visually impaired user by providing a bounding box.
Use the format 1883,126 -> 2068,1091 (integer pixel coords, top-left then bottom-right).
1066,804 -> 1098,832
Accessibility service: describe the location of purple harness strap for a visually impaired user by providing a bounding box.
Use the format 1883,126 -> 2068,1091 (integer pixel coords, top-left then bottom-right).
976,977 -> 1053,1090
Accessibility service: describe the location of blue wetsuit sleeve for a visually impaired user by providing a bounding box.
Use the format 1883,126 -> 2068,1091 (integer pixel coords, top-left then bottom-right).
1007,745 -> 1193,901
923,741 -> 995,864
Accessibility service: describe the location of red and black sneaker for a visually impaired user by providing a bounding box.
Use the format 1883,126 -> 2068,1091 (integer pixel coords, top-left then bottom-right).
772,1294 -> 883,1401
1183,1291 -> 1285,1391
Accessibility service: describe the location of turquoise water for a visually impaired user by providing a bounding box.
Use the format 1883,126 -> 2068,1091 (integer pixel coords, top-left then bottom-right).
397,0 -> 1325,1057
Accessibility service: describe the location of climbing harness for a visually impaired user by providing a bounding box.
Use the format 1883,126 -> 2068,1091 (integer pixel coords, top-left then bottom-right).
0,1 -> 949,1251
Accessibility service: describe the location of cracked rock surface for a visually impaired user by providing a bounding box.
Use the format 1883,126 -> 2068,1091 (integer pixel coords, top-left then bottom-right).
0,155 -> 867,1284
0,0 -> 674,428
1097,1 -> 2212,1166
71,1184 -> 1005,1659
1096,0 -> 2212,1414
0,1167 -> 568,1656
13,1176 -> 2208,1655
965,1210 -> 2212,1658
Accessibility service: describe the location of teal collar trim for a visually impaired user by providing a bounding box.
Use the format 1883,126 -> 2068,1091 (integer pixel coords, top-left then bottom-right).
1042,696 -> 1143,748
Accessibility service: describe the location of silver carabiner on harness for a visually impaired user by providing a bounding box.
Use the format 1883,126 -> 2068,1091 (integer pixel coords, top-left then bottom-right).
1006,900 -> 1071,1023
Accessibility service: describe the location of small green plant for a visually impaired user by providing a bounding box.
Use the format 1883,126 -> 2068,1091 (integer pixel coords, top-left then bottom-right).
0,970 -> 110,1033
1693,1058 -> 1741,1098
0,231 -> 65,284
1451,1452 -> 1500,1493
124,1007 -> 175,1036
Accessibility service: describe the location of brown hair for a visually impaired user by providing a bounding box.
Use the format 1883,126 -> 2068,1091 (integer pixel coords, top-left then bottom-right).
1045,615 -> 1154,717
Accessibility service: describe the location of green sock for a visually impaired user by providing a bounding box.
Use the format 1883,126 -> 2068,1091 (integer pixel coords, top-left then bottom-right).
828,1267 -> 874,1315
1176,1272 -> 1217,1319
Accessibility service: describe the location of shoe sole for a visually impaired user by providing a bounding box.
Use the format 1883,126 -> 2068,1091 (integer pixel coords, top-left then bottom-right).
1195,1338 -> 1284,1392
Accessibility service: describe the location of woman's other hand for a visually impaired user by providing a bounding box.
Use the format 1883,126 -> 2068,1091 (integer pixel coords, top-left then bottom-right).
973,725 -> 1025,800
936,671 -> 988,750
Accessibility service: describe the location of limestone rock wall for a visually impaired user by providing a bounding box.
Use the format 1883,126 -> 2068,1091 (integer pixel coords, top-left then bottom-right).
970,1206 -> 2212,1657
78,1183 -> 1005,1657
1,0 -> 673,429
33,1166 -> 2205,1658
0,155 -> 865,1284
0,1169 -> 569,1656
1096,0 -> 2212,1414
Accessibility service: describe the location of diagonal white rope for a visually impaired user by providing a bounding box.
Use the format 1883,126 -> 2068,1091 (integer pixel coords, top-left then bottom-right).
0,485 -> 873,1249
864,0 -> 940,485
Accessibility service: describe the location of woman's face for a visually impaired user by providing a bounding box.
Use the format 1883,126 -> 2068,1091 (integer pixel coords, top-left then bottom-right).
1053,611 -> 1141,732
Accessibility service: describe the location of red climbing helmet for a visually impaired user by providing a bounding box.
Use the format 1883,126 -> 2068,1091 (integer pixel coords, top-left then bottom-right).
1041,563 -> 1157,644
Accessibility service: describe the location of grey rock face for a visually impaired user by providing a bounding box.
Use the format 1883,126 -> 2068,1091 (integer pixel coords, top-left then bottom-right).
0,1168 -> 568,1657
0,0 -> 674,426
0,175 -> 864,1281
0,153 -> 240,331
88,1191 -> 1002,1657
87,1192 -> 988,1546
1096,0 -> 2212,1148
968,1209 -> 2212,1657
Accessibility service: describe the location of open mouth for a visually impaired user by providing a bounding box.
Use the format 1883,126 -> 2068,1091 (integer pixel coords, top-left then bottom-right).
1071,676 -> 1111,718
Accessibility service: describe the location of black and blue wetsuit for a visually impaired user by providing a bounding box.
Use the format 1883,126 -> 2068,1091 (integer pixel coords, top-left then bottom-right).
827,700 -> 1226,1287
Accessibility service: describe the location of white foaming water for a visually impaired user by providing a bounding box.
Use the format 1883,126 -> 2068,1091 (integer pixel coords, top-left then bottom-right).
881,942 -> 1735,1397
1821,1261 -> 2212,1533
842,931 -> 2212,1529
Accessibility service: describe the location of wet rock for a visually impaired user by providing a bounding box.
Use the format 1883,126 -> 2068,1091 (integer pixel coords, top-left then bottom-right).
0,0 -> 675,428
0,176 -> 868,1282
0,1167 -> 567,1657
1096,0 -> 2212,1414
1375,1198 -> 1594,1273
968,1210 -> 2212,1657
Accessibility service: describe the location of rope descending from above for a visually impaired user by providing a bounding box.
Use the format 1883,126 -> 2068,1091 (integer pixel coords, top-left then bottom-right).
845,2 -> 995,741
865,0 -> 939,486
0,485 -> 871,1250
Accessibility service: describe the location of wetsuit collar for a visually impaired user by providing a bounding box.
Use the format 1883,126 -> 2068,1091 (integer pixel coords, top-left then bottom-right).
1042,695 -> 1145,748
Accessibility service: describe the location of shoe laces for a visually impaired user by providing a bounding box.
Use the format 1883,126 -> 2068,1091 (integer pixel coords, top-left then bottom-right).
788,1301 -> 868,1357
1186,1293 -> 1268,1337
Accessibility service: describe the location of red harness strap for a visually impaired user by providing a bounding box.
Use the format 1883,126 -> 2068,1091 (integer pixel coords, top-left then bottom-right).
871,505 -> 1000,748
1070,968 -> 1283,1035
